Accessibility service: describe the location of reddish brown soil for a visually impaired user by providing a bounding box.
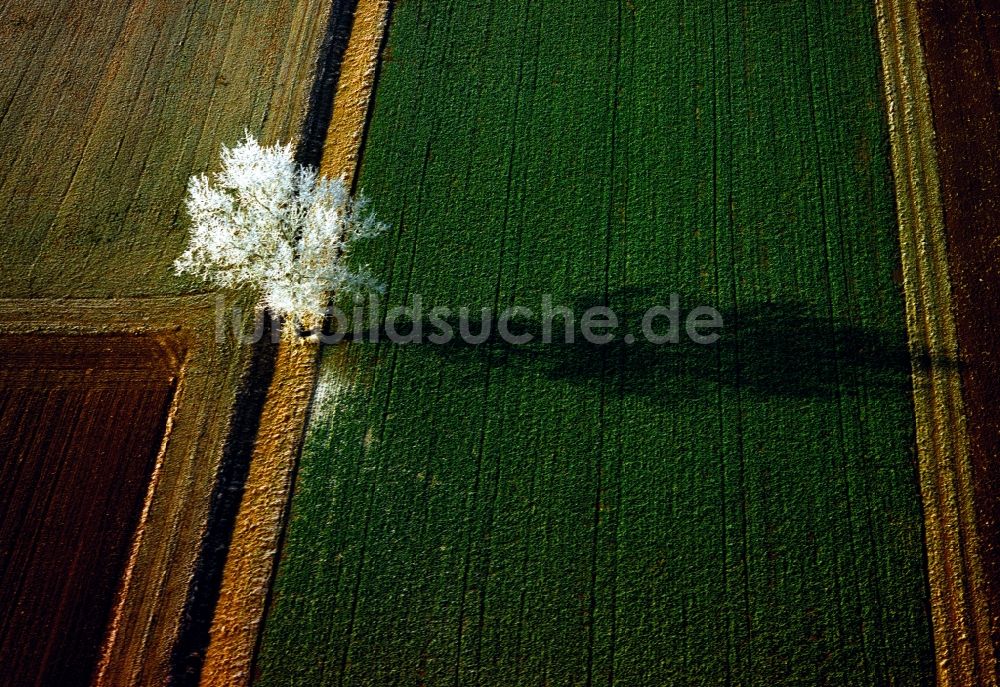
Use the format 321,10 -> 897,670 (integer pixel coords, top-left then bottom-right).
919,0 -> 1000,663
0,335 -> 178,685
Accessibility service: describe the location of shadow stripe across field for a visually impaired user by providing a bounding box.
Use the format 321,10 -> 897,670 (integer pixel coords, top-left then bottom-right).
257,1 -> 935,684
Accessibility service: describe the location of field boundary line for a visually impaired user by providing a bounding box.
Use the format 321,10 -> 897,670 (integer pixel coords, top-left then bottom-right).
198,1 -> 393,685
876,0 -> 997,684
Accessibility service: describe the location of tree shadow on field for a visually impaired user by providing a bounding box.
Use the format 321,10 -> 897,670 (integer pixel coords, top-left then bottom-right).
343,286 -> 956,402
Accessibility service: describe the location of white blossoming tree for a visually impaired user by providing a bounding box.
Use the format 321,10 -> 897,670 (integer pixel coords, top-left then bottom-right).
174,133 -> 387,333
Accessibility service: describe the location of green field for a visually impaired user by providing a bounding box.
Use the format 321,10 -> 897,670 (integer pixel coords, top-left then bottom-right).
256,1 -> 934,684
